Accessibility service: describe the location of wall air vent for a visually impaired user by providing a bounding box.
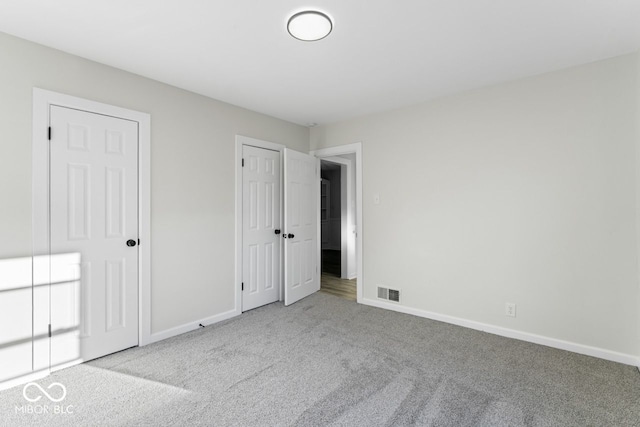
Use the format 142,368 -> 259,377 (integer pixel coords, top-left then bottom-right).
377,286 -> 400,303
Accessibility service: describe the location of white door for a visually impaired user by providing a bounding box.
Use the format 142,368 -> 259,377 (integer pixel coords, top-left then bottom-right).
50,105 -> 139,366
242,145 -> 281,311
284,148 -> 320,305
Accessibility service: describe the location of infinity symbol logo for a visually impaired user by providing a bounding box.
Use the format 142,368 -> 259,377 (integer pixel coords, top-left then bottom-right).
23,382 -> 67,403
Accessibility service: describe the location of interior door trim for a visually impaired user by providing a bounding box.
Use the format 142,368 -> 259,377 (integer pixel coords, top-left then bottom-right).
32,88 -> 152,372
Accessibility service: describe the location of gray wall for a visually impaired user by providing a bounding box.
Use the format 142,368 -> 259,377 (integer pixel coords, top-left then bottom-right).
321,167 -> 341,220
0,32 -> 308,334
311,53 -> 640,358
1,29 -> 639,360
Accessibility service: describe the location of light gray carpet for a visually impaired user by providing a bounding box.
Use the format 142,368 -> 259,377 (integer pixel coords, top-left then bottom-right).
1,292 -> 639,426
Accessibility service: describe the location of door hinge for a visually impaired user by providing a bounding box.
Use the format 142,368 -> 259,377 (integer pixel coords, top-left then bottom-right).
48,127 -> 51,141
48,324 -> 51,338
242,158 -> 244,167
241,282 -> 244,291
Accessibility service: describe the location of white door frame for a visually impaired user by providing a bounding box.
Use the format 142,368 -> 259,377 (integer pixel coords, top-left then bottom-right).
311,143 -> 363,303
320,157 -> 353,279
235,135 -> 285,312
32,88 -> 152,367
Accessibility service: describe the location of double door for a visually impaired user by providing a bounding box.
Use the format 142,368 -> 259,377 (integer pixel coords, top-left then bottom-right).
242,145 -> 319,311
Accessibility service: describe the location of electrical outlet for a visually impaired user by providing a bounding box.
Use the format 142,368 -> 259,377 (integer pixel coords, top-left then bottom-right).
505,303 -> 516,317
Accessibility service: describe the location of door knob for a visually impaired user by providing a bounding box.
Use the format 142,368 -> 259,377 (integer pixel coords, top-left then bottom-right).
287,233 -> 295,239
126,239 -> 137,247
275,229 -> 281,235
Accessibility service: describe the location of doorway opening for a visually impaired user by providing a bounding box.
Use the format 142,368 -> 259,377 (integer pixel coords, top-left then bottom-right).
319,158 -> 356,301
312,144 -> 362,303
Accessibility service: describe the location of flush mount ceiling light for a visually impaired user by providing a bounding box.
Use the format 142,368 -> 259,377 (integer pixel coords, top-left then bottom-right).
287,11 -> 333,41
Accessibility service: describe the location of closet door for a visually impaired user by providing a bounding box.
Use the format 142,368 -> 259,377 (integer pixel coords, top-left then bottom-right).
242,145 -> 281,311
49,105 -> 139,368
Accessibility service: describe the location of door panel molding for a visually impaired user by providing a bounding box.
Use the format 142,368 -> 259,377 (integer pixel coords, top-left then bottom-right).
32,88 -> 151,378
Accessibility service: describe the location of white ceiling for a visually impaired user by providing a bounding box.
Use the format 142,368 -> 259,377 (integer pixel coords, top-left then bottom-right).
1,1 -> 640,126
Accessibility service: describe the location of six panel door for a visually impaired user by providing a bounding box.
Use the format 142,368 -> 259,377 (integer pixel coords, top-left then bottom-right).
284,148 -> 320,306
50,105 -> 139,366
242,145 -> 281,311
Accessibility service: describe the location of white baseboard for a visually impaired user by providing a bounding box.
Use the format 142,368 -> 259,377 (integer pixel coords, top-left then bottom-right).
148,309 -> 240,344
51,358 -> 83,373
361,298 -> 640,367
0,369 -> 49,392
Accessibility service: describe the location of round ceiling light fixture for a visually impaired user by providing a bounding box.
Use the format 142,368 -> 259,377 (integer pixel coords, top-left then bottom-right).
287,11 -> 333,41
